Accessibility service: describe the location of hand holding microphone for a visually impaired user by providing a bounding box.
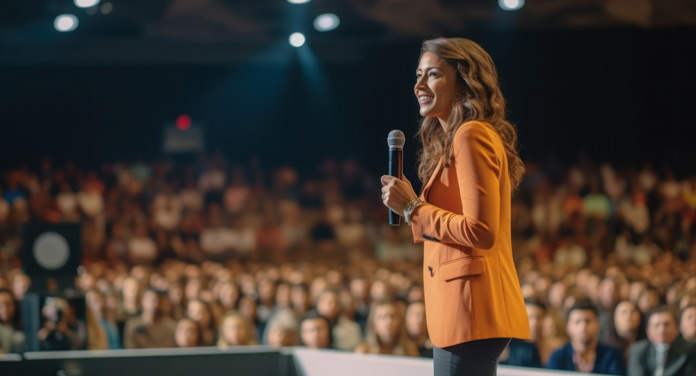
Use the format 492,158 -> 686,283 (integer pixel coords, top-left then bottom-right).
381,130 -> 418,225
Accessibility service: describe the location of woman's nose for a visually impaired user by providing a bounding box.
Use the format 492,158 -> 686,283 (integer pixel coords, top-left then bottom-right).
414,76 -> 427,91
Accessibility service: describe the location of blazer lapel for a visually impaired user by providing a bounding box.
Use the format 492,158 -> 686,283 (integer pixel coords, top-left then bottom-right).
663,341 -> 688,376
421,158 -> 443,201
647,344 -> 657,375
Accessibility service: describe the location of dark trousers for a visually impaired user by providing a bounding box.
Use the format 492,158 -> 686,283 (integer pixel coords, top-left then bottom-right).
433,338 -> 511,376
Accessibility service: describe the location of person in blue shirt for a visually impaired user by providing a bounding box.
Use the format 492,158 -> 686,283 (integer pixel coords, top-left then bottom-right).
547,300 -> 625,375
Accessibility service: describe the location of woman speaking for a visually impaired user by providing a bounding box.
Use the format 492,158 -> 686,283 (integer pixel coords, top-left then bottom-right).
380,37 -> 530,376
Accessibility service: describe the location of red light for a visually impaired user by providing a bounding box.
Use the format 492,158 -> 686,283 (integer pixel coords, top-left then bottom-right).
176,115 -> 191,130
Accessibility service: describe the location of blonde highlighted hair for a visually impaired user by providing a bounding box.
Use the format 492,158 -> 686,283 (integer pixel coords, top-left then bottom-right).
416,37 -> 524,190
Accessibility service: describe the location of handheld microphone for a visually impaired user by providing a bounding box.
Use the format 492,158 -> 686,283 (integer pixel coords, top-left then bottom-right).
387,130 -> 405,226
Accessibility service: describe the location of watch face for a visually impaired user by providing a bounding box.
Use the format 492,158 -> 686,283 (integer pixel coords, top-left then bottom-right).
33,232 -> 70,270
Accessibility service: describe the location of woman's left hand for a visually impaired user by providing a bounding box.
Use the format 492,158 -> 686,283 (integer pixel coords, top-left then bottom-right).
380,175 -> 418,217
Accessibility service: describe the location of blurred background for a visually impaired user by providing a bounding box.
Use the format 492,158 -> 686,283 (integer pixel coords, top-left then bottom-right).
1,0 -> 696,375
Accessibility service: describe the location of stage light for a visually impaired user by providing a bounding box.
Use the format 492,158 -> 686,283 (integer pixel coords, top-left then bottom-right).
54,14 -> 78,32
100,2 -> 113,14
287,0 -> 310,4
74,0 -> 100,8
499,0 -> 524,11
314,14 -> 340,32
289,32 -> 306,47
176,115 -> 191,130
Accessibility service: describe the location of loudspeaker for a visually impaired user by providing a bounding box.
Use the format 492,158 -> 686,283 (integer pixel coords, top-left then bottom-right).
21,223 -> 81,292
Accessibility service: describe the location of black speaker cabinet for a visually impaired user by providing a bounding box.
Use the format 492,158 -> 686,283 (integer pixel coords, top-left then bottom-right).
21,223 -> 81,292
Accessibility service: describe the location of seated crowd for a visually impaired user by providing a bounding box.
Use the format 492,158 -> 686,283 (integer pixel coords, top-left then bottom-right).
0,154 -> 695,375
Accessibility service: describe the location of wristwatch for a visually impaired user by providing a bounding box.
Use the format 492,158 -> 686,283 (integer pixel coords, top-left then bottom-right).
403,198 -> 424,226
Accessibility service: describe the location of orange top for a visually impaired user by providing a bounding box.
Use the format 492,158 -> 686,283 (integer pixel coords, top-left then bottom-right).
410,120 -> 531,348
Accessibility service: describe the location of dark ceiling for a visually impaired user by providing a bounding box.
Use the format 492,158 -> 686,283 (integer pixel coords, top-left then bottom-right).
1,0 -> 696,64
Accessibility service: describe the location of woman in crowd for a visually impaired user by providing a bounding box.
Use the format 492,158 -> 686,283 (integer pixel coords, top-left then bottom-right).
605,300 -> 645,359
404,301 -> 433,358
354,299 -> 419,357
174,318 -> 202,348
186,298 -> 217,346
217,311 -> 257,348
0,288 -> 24,353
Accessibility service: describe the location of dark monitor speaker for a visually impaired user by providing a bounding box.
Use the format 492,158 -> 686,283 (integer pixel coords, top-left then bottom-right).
21,223 -> 81,291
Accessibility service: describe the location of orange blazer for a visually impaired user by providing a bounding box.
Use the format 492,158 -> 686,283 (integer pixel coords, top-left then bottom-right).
410,120 -> 531,348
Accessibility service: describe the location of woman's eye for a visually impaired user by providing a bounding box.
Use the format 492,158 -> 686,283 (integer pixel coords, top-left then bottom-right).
429,72 -> 438,77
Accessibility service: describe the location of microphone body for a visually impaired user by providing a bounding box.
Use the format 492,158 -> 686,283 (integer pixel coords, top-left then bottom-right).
388,148 -> 403,226
387,130 -> 406,226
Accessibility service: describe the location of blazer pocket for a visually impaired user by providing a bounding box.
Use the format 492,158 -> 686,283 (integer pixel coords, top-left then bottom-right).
440,256 -> 486,281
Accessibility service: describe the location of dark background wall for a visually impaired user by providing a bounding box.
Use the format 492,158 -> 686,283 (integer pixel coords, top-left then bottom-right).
2,27 -> 695,179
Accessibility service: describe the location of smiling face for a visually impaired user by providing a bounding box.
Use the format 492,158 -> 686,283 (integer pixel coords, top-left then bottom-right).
414,51 -> 462,126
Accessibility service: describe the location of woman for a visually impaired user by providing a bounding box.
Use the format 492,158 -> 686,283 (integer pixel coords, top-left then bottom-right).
381,37 -> 530,375
604,300 -> 645,359
186,299 -> 217,346
0,288 -> 24,353
217,311 -> 257,348
86,289 -> 121,349
354,299 -> 419,357
404,301 -> 433,358
174,318 -> 203,348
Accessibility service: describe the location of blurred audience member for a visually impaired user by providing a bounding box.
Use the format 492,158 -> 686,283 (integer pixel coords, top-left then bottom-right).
299,310 -> 331,349
629,306 -> 696,376
217,311 -> 257,348
0,288 -> 24,353
174,318 -> 202,348
680,305 -> 696,346
316,289 -> 361,351
86,289 -> 121,349
404,301 -> 432,358
264,309 -> 298,347
605,300 -> 645,359
547,301 -> 625,375
354,300 -> 418,357
187,299 -> 216,346
123,289 -> 176,349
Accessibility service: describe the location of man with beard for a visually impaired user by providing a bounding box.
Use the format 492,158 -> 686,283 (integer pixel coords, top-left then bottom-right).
547,301 -> 625,375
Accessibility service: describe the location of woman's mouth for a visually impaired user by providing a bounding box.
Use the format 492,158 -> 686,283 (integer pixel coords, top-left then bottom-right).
418,95 -> 433,105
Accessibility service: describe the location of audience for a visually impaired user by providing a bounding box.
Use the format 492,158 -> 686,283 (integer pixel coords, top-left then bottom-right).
354,299 -> 418,356
123,289 -> 176,349
628,306 -> 696,376
299,310 -> 331,349
217,311 -> 257,348
525,299 -> 561,366
680,305 -> 696,346
546,301 -> 625,375
174,318 -> 202,348
315,289 -> 361,351
85,289 -> 121,349
0,155 -> 695,374
605,300 -> 645,360
0,288 -> 24,353
404,301 -> 433,358
186,299 -> 216,346
263,309 -> 298,347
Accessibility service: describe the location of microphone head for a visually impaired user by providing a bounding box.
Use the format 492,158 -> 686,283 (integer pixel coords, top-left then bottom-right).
387,130 -> 405,150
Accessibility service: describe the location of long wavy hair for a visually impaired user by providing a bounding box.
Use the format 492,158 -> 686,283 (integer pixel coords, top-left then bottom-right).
360,299 -> 419,356
416,37 -> 524,190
